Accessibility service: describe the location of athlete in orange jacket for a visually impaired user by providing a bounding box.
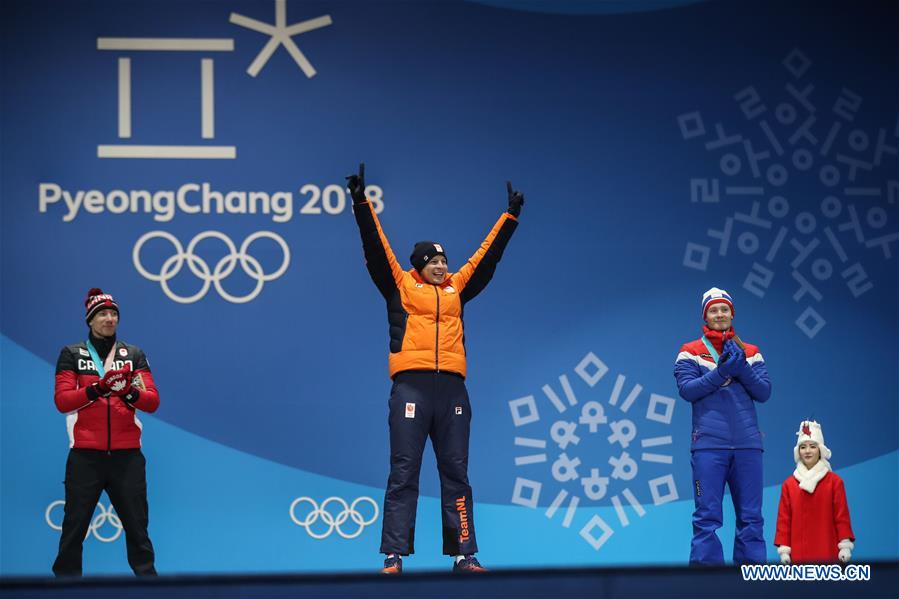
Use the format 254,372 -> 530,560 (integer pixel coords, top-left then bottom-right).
348,163 -> 522,574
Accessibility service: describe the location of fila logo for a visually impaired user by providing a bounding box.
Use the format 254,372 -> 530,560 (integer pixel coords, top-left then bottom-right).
405,403 -> 416,419
434,243 -> 443,252
455,406 -> 463,415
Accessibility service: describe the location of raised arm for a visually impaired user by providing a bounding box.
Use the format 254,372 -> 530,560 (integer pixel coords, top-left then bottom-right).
455,181 -> 522,304
347,163 -> 405,299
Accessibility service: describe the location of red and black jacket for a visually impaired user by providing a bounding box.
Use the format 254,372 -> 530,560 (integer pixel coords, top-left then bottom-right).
54,338 -> 160,450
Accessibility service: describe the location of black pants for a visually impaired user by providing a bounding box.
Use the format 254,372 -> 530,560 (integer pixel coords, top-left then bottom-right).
380,371 -> 478,556
53,449 -> 156,577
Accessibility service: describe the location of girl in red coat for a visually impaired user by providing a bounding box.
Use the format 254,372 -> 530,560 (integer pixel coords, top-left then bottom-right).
774,420 -> 855,564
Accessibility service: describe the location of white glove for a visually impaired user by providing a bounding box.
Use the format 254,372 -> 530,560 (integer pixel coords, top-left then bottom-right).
777,545 -> 791,564
838,539 -> 853,563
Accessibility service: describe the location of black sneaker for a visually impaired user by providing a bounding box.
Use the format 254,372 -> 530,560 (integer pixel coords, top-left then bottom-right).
382,555 -> 402,574
453,555 -> 487,573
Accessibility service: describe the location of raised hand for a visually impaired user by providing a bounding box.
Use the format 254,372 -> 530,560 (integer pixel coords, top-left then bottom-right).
724,339 -> 750,378
716,352 -> 742,379
506,181 -> 524,217
346,162 -> 367,204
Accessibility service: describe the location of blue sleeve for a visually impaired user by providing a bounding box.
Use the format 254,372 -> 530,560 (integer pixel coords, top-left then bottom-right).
674,356 -> 727,403
738,360 -> 771,403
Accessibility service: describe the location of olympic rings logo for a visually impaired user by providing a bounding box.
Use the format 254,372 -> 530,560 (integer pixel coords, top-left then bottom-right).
289,496 -> 379,540
133,231 -> 290,304
45,500 -> 123,543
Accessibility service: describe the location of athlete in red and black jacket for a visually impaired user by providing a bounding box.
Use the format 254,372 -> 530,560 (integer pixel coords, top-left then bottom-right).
55,340 -> 159,449
52,288 -> 159,577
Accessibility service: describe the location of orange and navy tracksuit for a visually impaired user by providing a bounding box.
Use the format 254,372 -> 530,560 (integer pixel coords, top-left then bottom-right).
353,200 -> 518,556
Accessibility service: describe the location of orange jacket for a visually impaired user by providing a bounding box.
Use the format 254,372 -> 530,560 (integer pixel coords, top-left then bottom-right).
354,201 -> 518,378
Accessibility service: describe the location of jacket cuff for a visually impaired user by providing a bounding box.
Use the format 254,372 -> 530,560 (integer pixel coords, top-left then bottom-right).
838,539 -> 854,551
777,545 -> 791,556
123,388 -> 141,405
85,383 -> 104,402
710,369 -> 728,386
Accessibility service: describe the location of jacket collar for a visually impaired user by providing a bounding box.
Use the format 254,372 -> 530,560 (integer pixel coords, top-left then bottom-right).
793,459 -> 832,493
702,325 -> 735,354
88,332 -> 117,358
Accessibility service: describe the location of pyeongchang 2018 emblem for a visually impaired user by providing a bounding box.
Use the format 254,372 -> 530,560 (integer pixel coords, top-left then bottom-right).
509,352 -> 679,551
96,0 -> 331,160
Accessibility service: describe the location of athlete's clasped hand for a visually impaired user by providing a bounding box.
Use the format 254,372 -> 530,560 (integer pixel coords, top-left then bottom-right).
96,365 -> 132,396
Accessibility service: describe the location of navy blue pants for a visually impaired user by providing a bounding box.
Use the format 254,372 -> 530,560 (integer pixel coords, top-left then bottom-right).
690,449 -> 765,565
380,371 -> 478,556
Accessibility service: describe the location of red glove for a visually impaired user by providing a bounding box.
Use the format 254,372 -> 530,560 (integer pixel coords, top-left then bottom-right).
98,365 -> 132,396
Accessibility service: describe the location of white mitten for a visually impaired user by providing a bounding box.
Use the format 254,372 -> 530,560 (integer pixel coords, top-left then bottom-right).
838,539 -> 854,563
777,545 -> 791,564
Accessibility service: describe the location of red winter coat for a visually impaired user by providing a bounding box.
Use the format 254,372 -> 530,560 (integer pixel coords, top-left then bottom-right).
774,471 -> 854,563
54,340 -> 160,450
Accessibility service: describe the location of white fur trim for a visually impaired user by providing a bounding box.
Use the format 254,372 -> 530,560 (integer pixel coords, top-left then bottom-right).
793,459 -> 831,493
838,540 -> 854,551
794,420 -> 832,462
777,545 -> 791,556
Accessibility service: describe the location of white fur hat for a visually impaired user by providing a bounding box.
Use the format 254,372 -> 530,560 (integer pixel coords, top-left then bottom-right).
794,420 -> 832,463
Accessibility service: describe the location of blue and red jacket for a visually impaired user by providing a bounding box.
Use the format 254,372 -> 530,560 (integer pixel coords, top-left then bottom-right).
674,327 -> 771,450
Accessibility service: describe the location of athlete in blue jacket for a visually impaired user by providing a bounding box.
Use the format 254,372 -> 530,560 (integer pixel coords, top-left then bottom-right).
674,287 -> 771,565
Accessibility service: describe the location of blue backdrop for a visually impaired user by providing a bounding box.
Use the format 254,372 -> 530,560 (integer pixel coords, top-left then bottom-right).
1,0 -> 897,575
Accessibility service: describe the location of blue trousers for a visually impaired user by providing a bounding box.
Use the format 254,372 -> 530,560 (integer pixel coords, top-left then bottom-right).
380,371 -> 477,556
690,449 -> 765,565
